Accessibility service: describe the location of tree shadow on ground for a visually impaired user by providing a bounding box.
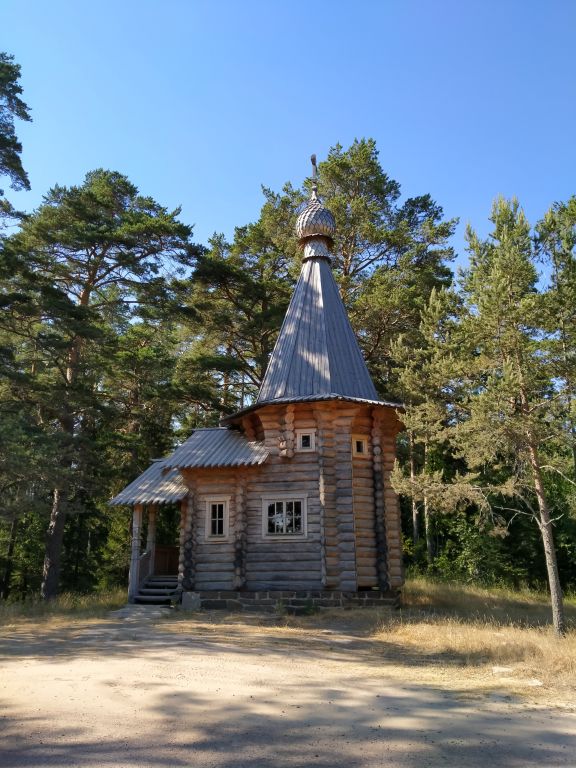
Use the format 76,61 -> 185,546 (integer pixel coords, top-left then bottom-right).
1,679 -> 574,768
0,610 -> 513,670
2,609 -> 575,767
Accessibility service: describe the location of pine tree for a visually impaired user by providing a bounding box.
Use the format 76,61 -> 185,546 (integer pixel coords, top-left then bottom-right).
393,198 -> 569,633
537,197 -> 576,479
5,169 -> 198,599
0,52 -> 31,194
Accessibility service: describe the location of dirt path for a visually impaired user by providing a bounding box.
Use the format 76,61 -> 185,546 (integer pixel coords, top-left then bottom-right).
1,606 -> 575,767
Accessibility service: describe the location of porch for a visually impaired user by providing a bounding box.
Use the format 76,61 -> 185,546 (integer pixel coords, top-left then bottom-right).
108,459 -> 189,604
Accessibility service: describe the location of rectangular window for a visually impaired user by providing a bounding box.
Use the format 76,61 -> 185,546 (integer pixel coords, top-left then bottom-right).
210,503 -> 225,536
205,497 -> 230,541
262,496 -> 307,538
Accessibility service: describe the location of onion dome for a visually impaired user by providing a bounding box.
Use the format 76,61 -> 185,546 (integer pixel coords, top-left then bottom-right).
295,155 -> 336,246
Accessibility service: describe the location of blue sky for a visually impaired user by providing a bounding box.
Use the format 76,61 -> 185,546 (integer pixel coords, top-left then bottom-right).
3,0 -> 575,268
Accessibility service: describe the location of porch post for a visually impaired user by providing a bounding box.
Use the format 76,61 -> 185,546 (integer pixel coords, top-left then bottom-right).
146,504 -> 157,575
128,503 -> 143,602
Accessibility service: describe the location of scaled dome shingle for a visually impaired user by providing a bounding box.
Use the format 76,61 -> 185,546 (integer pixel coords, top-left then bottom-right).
295,193 -> 336,242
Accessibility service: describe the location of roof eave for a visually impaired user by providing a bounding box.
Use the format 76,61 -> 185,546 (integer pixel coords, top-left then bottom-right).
220,394 -> 405,424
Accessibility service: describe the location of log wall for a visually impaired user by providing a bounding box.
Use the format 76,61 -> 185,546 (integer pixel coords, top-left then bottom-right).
352,409 -> 378,587
178,401 -> 404,593
181,468 -> 242,590
243,405 -> 323,590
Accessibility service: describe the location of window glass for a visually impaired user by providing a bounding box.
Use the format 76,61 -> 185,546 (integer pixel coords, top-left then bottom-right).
210,502 -> 225,536
266,499 -> 303,535
295,429 -> 316,452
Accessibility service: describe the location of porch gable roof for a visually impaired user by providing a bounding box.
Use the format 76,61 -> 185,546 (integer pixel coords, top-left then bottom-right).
109,460 -> 188,506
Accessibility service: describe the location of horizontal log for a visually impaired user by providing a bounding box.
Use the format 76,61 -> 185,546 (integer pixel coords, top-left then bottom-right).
246,582 -> 323,592
194,552 -> 237,564
246,552 -> 320,571
357,570 -> 378,580
247,572 -> 322,584
352,489 -> 375,499
194,573 -> 232,589
246,562 -> 320,579
356,556 -> 377,567
353,464 -> 374,474
249,468 -> 319,479
246,543 -> 321,555
354,516 -> 376,526
353,501 -> 376,512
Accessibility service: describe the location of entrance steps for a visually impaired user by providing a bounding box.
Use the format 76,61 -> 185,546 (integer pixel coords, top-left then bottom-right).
134,575 -> 179,605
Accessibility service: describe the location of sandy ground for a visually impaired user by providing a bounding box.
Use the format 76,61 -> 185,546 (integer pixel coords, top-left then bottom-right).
1,606 -> 575,768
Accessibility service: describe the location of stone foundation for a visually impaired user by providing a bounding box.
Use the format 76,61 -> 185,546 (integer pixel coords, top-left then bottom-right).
181,589 -> 401,614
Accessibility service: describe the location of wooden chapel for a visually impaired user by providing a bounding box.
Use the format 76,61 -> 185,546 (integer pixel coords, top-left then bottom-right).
110,158 -> 404,609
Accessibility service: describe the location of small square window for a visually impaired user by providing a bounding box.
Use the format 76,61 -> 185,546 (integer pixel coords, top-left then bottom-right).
352,434 -> 369,458
295,429 -> 316,452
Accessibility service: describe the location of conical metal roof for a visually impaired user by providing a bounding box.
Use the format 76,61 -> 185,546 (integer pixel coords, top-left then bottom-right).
256,256 -> 379,404
255,155 -> 380,405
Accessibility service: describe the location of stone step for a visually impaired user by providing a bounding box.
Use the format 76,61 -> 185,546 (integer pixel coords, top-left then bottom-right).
134,594 -> 174,605
144,580 -> 178,588
139,588 -> 178,596
146,575 -> 178,582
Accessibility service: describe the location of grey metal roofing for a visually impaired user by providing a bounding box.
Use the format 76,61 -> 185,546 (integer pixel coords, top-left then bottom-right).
164,428 -> 269,469
109,460 -> 188,506
256,257 -> 380,405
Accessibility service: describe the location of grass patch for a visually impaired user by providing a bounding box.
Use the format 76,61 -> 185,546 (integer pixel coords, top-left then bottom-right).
0,588 -> 126,625
367,578 -> 576,703
401,577 -> 576,627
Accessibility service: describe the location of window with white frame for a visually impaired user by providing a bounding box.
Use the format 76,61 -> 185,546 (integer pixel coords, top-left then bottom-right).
205,497 -> 230,541
262,495 -> 307,537
295,429 -> 316,452
352,434 -> 369,457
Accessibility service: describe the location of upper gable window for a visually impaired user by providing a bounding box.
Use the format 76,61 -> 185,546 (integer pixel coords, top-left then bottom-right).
352,434 -> 369,458
205,497 -> 231,542
295,429 -> 316,452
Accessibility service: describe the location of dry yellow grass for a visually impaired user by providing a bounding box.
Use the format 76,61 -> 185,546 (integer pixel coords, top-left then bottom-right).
0,588 -> 126,627
367,579 -> 576,706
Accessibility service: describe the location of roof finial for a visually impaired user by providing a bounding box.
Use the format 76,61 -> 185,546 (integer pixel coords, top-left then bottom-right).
295,154 -> 336,258
311,154 -> 318,197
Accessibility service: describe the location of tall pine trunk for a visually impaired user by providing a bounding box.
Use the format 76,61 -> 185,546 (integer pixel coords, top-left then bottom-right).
41,334 -> 82,600
409,432 -> 419,544
423,442 -> 434,565
41,488 -> 67,600
527,441 -> 566,635
423,497 -> 434,566
0,514 -> 18,600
